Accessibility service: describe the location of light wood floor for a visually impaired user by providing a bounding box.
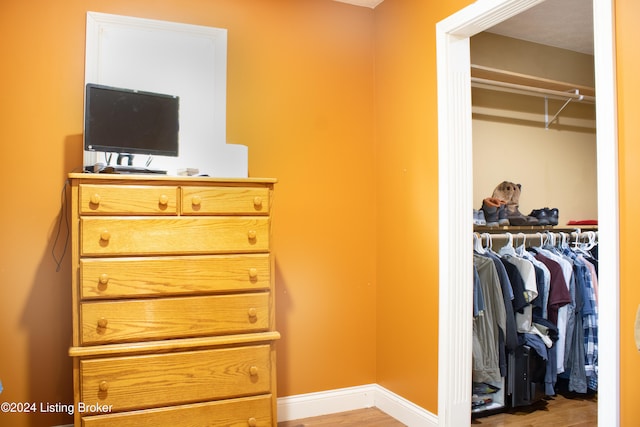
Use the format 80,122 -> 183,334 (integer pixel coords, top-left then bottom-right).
278,389 -> 597,427
277,408 -> 405,427
472,390 -> 597,427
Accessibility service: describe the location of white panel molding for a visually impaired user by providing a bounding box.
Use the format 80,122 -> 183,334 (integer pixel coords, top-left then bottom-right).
84,12 -> 249,177
435,27 -> 474,427
277,384 -> 437,426
591,0 -> 620,424
436,0 -> 618,426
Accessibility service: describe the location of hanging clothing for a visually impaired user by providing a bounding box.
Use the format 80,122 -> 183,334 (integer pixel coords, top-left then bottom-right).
471,231 -> 599,412
473,254 -> 507,384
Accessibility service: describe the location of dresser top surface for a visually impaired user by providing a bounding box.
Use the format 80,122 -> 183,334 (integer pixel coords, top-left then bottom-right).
68,173 -> 277,185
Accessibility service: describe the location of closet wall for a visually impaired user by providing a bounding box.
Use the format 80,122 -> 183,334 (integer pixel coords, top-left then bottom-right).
471,33 -> 597,224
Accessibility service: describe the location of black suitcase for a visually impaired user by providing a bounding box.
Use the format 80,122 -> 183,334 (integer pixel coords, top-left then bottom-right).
508,344 -> 545,407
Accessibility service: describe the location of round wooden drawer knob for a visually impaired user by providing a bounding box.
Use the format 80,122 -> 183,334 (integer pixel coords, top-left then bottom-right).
97,318 -> 108,328
90,193 -> 101,205
191,195 -> 202,206
100,230 -> 111,241
99,381 -> 109,392
158,194 -> 169,206
248,417 -> 257,427
249,366 -> 259,376
99,274 -> 109,285
248,230 -> 257,240
253,196 -> 263,207
248,268 -> 258,279
248,307 -> 258,318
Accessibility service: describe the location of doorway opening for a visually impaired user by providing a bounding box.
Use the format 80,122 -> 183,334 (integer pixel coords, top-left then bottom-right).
435,1 -> 619,426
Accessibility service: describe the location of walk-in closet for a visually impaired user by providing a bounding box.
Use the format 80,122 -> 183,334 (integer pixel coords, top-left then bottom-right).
469,1 -> 598,424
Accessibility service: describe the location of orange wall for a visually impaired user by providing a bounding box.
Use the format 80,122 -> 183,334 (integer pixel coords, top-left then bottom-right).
0,1 -> 376,426
373,0 -> 474,412
615,0 -> 640,424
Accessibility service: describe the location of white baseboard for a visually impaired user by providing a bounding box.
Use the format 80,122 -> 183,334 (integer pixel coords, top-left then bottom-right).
53,386 -> 435,427
373,385 -> 438,427
277,384 -> 437,427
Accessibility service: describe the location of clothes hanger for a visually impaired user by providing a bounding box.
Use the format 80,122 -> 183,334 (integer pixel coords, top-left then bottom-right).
591,231 -> 598,249
571,228 -> 582,249
583,230 -> 597,251
559,232 -> 569,249
499,232 -> 516,256
515,232 -> 527,256
571,230 -> 594,255
473,232 -> 485,254
544,230 -> 557,250
482,233 -> 494,253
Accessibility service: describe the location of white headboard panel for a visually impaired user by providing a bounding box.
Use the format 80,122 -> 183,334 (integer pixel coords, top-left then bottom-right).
84,12 -> 248,177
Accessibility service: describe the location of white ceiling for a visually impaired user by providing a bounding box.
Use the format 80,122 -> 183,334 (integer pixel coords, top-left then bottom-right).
487,0 -> 594,55
334,0 -> 594,55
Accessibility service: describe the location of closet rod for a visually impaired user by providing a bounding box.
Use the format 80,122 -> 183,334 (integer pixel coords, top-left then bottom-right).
471,77 -> 596,104
475,230 -> 598,245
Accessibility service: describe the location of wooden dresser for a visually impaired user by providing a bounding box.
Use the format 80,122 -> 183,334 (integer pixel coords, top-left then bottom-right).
68,173 -> 279,427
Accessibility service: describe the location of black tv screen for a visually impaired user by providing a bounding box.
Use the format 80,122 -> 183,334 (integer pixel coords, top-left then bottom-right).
84,83 -> 179,157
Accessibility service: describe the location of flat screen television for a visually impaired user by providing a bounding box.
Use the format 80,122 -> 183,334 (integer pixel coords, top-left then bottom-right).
84,83 -> 179,158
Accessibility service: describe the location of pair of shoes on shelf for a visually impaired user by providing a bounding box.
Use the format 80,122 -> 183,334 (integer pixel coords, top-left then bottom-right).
505,210 -> 538,226
529,207 -> 559,226
473,209 -> 486,226
480,198 -> 510,227
491,181 -> 539,226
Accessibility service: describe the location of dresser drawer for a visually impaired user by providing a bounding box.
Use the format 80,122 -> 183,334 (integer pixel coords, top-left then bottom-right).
79,184 -> 178,215
80,216 -> 270,256
81,394 -> 273,427
80,345 -> 272,412
81,293 -> 269,344
80,254 -> 271,299
182,186 -> 270,215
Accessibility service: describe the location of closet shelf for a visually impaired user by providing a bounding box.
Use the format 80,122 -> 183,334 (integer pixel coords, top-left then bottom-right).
474,225 -> 598,233
471,64 -> 595,101
471,65 -> 596,129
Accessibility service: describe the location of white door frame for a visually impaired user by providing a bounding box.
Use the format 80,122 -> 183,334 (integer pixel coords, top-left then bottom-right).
435,1 -> 619,426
